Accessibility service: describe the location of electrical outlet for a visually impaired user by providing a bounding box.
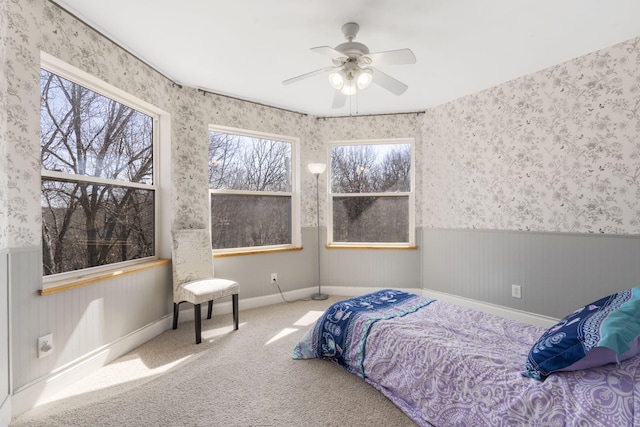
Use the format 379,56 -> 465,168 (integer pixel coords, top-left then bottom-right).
271,273 -> 277,284
38,333 -> 54,359
511,284 -> 522,299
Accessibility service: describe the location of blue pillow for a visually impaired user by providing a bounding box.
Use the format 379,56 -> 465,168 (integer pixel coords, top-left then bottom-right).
523,286 -> 640,380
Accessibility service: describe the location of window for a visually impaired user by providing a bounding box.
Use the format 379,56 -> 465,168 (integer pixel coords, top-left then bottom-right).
40,54 -> 159,277
328,139 -> 414,246
208,126 -> 300,252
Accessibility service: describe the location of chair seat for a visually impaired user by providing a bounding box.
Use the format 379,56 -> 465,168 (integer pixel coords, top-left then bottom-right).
177,278 -> 239,305
171,229 -> 240,343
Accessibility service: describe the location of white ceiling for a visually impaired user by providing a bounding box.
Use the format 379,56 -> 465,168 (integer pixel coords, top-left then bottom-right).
52,0 -> 640,117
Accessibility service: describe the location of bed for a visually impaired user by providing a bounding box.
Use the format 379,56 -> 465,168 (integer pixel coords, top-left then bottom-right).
293,288 -> 640,427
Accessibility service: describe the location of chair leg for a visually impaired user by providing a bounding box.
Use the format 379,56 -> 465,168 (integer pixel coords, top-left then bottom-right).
173,303 -> 179,330
194,303 -> 202,344
207,300 -> 213,319
232,293 -> 239,330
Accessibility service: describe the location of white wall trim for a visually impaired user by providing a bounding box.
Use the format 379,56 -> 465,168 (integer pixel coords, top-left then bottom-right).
421,288 -> 559,328
175,286 -> 422,321
311,286 -> 558,328
4,245 -> 39,255
0,395 -> 11,427
11,315 -> 172,417
14,289 -> 327,417
12,285 -> 557,419
12,288 -> 325,417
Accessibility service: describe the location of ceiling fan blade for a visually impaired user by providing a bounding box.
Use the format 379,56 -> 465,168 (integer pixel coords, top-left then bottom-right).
371,67 -> 408,95
364,48 -> 416,65
282,67 -> 335,85
310,46 -> 347,59
332,90 -> 347,109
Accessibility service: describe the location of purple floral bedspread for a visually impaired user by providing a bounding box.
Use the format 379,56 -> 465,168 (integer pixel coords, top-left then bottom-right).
363,300 -> 640,427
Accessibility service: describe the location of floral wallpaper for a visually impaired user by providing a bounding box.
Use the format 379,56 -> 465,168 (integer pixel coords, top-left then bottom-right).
1,1 -> 179,247
187,91 -> 320,229
2,0 -> 640,252
2,0 -> 41,248
0,0 -> 7,249
317,114 -> 422,227
169,87 -> 322,229
422,37 -> 640,234
1,0 -> 325,246
171,86 -> 210,230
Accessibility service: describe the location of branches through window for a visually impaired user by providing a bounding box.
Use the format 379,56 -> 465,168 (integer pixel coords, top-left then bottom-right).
328,140 -> 415,246
40,58 -> 158,276
208,126 -> 300,252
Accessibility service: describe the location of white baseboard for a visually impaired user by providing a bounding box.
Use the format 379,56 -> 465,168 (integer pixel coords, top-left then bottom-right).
175,287 -> 321,321
420,288 -> 559,328
11,315 -> 173,418
321,286 -> 420,298
12,289 -> 320,418
174,286 -> 420,322
293,286 -> 558,328
0,396 -> 11,427
11,286 -> 556,420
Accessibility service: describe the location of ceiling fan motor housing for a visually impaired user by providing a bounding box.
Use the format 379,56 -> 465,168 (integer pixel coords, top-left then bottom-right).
337,22 -> 369,58
335,41 -> 369,58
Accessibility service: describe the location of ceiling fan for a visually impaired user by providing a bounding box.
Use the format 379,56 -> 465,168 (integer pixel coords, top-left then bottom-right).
282,22 -> 416,109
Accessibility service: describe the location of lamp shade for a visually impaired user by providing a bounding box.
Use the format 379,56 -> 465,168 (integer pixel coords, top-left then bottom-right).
357,68 -> 373,89
328,71 -> 344,90
340,80 -> 357,96
307,163 -> 327,174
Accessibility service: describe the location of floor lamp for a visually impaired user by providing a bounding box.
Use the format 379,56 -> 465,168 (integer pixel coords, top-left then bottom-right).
308,163 -> 328,301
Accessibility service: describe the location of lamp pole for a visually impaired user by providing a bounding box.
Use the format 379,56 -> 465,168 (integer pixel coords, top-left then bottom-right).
308,163 -> 328,301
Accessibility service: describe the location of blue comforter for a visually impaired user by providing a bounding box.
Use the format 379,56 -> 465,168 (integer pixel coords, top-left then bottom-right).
292,289 -> 434,377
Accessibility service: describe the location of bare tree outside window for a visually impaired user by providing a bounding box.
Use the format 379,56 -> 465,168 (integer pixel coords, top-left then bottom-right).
40,68 -> 155,276
330,143 -> 412,244
208,129 -> 295,250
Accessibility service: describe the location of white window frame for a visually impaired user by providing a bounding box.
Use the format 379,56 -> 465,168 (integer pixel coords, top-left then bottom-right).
327,138 -> 415,248
207,125 -> 301,254
40,52 -> 170,287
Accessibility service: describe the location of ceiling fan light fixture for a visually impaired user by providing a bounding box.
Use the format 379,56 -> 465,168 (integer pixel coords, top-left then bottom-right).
340,80 -> 357,96
356,68 -> 373,89
283,22 -> 415,107
329,71 -> 344,90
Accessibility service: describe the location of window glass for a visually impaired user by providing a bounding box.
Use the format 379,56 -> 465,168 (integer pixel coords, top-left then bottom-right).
210,194 -> 291,249
208,128 -> 298,251
40,67 -> 156,276
209,132 -> 291,192
332,196 -> 408,243
329,141 -> 413,246
331,144 -> 411,193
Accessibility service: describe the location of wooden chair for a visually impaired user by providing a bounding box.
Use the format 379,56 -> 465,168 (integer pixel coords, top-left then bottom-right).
171,229 -> 239,344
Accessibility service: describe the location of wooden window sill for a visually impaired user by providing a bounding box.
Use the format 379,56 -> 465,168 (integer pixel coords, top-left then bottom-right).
326,245 -> 418,250
214,246 -> 303,258
40,258 -> 170,296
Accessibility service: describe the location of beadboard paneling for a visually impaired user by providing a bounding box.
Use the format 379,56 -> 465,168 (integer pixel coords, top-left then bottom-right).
8,247 -> 172,392
212,227 -> 318,300
324,228 -> 422,290
1,249 -> 9,403
422,228 -> 640,319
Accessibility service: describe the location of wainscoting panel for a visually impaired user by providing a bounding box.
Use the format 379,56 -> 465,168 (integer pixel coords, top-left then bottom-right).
422,228 -> 640,319
0,249 -> 10,423
9,247 -> 172,393
324,228 -> 422,290
213,227 -> 318,300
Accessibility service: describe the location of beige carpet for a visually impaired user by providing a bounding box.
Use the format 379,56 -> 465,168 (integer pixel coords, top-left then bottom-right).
11,295 -> 417,427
